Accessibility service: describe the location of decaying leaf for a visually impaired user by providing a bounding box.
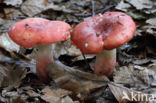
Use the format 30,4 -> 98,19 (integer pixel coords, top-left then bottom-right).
12,97 -> 25,103
0,20 -> 15,33
117,49 -> 133,65
46,60 -> 108,99
114,64 -> 156,89
3,8 -> 24,19
61,96 -> 80,103
0,64 -> 9,87
41,87 -> 72,103
0,18 -> 5,25
146,17 -> 156,26
126,0 -> 153,10
127,11 -> 146,19
2,65 -> 27,91
144,18 -> 156,35
21,0 -> 62,16
132,58 -> 151,65
0,33 -> 19,52
53,39 -> 82,59
108,83 -> 130,103
3,0 -> 23,6
109,81 -> 156,103
0,0 -> 156,102
143,25 -> 156,36
26,90 -> 40,97
115,0 -> 131,12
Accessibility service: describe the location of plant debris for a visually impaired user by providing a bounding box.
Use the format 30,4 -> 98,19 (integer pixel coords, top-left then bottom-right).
0,0 -> 156,103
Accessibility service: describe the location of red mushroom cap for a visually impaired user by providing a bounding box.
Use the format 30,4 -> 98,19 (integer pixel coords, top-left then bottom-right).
8,18 -> 71,48
71,11 -> 136,54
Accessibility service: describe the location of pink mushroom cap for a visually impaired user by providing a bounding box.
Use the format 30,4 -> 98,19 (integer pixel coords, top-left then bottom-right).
71,11 -> 136,54
8,18 -> 71,48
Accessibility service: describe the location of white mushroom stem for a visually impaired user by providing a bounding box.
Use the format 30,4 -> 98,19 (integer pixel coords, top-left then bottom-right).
35,44 -> 54,80
94,49 -> 116,76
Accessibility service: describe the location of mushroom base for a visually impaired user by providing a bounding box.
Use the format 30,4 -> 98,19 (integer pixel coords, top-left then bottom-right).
94,49 -> 116,76
35,44 -> 53,81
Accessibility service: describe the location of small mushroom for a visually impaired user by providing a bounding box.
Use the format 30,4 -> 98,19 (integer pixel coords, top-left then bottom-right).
71,11 -> 136,76
8,18 -> 71,81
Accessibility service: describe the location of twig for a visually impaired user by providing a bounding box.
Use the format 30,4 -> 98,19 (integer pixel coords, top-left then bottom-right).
91,0 -> 95,16
74,5 -> 114,17
82,53 -> 92,70
80,0 -> 95,71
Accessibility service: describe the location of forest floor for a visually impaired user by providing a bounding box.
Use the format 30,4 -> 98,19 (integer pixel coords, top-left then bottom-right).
0,0 -> 156,103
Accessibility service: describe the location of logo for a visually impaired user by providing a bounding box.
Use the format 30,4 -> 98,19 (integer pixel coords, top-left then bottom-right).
122,91 -> 130,101
122,91 -> 156,102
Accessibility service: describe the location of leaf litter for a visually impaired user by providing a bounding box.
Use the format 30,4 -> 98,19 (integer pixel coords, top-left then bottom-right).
0,0 -> 156,103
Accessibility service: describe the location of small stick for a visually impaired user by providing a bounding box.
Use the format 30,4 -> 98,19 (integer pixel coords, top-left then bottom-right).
91,0 -> 95,16
81,0 -> 95,70
82,53 -> 92,70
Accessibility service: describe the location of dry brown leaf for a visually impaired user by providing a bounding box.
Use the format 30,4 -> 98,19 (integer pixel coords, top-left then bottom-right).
143,25 -> 156,36
114,64 -> 156,89
3,0 -> 23,6
146,18 -> 156,26
21,0 -> 62,16
53,39 -> 95,62
53,39 -> 82,59
0,33 -> 19,52
12,97 -> 25,103
0,18 -> 5,25
41,87 -> 72,103
126,0 -> 153,10
0,20 -> 14,33
26,90 -> 40,97
0,64 -> 9,87
108,83 -> 130,103
46,60 -> 108,99
2,66 -> 27,91
109,82 -> 156,103
132,58 -> 151,65
114,65 -> 134,85
115,0 -> 131,12
61,96 -> 80,103
3,8 -> 24,19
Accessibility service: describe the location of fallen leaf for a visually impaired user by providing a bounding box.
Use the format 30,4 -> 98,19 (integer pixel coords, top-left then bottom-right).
126,0 -> 153,10
0,33 -> 20,52
0,64 -> 9,87
2,65 -> 27,91
114,64 -> 156,90
12,97 -> 25,103
127,11 -> 146,19
108,83 -> 130,103
46,60 -> 108,99
143,25 -> 156,36
3,0 -> 23,6
41,87 -> 71,103
61,96 -> 79,103
26,90 -> 40,97
0,18 -> 5,25
0,20 -> 14,33
4,8 -> 24,19
132,58 -> 151,65
53,39 -> 82,59
115,0 -> 131,12
21,0 -> 62,16
146,17 -> 156,26
109,81 -> 156,103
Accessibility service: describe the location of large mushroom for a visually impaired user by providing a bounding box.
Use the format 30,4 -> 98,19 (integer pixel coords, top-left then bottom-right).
71,11 -> 136,76
8,18 -> 71,80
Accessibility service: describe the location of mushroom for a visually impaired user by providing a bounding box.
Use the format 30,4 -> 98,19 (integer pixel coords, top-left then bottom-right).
8,18 -> 71,80
71,11 -> 136,76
